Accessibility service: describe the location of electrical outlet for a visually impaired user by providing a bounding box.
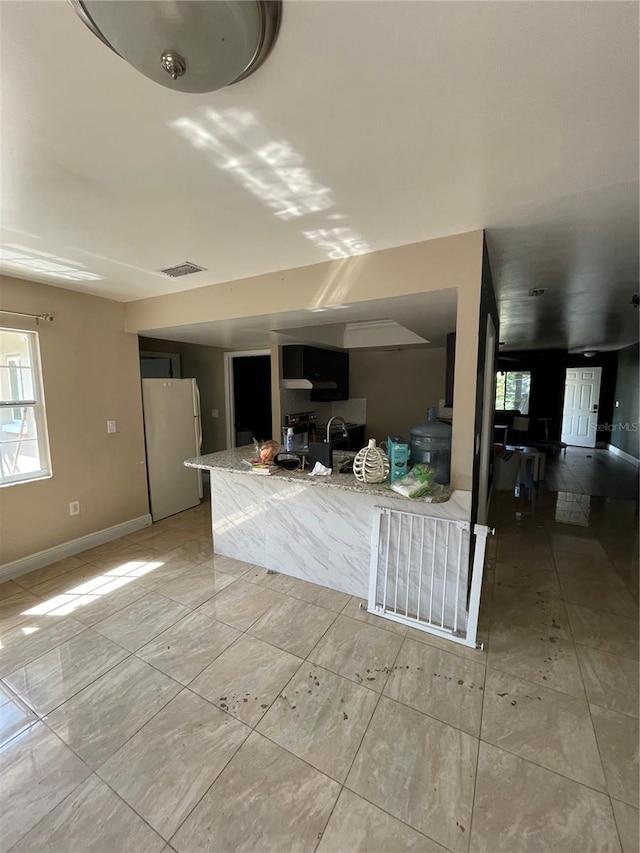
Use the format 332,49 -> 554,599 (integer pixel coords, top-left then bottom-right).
211,409 -> 219,418
107,419 -> 117,433
69,501 -> 80,516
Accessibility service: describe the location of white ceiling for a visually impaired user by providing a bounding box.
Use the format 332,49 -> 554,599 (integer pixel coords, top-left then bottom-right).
140,289 -> 457,351
1,1 -> 637,351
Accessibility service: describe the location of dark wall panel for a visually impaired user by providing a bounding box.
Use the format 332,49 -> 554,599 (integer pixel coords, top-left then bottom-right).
471,235 -> 500,527
610,343 -> 639,460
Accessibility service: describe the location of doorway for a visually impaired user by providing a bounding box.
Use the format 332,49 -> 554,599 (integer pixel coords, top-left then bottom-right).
139,351 -> 181,379
561,366 -> 602,448
224,351 -> 272,448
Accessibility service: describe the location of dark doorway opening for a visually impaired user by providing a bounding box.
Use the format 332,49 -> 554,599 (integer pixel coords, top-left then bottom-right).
232,355 -> 272,445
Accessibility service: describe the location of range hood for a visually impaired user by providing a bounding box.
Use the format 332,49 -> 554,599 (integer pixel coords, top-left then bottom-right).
281,345 -> 345,399
281,378 -> 337,390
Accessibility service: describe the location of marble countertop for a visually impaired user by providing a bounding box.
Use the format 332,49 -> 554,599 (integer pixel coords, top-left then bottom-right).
185,446 -> 453,503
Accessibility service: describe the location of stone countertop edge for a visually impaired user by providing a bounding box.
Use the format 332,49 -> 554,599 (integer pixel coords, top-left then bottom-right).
184,447 -> 454,503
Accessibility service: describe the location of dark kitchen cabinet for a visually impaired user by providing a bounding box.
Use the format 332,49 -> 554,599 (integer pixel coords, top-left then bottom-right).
312,348 -> 349,401
282,345 -> 349,401
282,345 -> 326,382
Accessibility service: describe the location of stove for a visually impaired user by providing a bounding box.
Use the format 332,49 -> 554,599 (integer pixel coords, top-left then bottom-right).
283,411 -> 318,449
283,412 -> 365,452
284,411 -> 317,429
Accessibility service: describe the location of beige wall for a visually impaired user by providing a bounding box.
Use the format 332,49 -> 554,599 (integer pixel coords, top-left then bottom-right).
350,347 -> 447,444
126,232 -> 484,490
0,275 -> 149,564
182,344 -> 227,454
139,337 -> 228,454
125,232 -> 482,331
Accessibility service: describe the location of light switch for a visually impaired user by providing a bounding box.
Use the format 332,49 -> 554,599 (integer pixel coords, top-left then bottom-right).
107,419 -> 117,433
211,409 -> 219,418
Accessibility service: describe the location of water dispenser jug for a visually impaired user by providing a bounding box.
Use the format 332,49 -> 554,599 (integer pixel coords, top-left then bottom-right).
410,406 -> 452,484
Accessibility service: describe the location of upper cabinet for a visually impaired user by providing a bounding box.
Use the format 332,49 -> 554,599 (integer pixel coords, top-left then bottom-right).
281,345 -> 350,401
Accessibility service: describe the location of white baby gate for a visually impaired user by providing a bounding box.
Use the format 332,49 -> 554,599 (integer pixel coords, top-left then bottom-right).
368,507 -> 491,649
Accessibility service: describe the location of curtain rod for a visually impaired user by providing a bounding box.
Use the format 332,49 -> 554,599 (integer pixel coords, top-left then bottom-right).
0,309 -> 54,324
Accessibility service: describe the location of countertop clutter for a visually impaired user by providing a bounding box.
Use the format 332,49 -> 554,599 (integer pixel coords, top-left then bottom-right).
185,446 -> 453,502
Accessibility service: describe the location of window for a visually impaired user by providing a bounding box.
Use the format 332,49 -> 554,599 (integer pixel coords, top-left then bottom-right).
495,370 -> 531,415
0,329 -> 51,486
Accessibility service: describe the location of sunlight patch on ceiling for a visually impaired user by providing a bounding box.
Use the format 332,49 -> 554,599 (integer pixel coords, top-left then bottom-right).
171,108 -> 333,220
303,227 -> 369,261
0,244 -> 103,282
169,107 -> 370,260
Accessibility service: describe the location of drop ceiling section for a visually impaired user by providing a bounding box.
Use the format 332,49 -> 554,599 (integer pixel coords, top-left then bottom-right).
139,290 -> 457,351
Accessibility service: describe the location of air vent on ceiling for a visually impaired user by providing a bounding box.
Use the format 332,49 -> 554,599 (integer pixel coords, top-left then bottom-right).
159,261 -> 206,278
528,288 -> 545,297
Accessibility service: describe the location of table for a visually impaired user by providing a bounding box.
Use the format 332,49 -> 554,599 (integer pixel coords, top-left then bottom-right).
527,440 -> 568,457
494,424 -> 509,445
504,445 -> 546,481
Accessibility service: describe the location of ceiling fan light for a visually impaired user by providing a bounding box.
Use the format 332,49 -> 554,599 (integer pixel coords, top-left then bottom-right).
69,0 -> 282,93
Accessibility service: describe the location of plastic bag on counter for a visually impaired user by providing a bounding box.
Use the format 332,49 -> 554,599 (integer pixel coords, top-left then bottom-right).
390,463 -> 441,500
253,438 -> 279,463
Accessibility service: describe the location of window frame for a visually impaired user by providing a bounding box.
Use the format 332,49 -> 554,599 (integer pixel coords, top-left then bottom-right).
0,328 -> 52,487
6,354 -> 23,421
495,369 -> 531,416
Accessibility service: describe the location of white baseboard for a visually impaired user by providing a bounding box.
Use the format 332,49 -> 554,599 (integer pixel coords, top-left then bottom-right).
0,514 -> 153,583
608,444 -> 640,467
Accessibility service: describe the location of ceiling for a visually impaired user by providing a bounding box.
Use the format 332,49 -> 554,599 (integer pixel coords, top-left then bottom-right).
140,289 -> 457,351
0,1 -> 638,352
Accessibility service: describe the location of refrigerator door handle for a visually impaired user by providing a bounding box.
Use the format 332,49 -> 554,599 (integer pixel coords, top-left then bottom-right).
193,380 -> 201,418
192,380 -> 204,498
193,382 -> 203,451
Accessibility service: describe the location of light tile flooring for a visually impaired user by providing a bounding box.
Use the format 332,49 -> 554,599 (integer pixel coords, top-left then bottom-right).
544,447 -> 639,502
0,493 -> 638,852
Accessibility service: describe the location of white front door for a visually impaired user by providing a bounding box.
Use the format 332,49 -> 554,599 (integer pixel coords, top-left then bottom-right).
561,367 -> 602,448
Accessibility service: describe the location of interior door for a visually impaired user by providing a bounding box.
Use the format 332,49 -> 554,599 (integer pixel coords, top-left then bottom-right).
561,367 -> 602,448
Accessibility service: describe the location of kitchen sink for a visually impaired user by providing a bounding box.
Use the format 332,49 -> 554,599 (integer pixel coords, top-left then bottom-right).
333,451 -> 356,464
286,450 -> 355,473
333,451 -> 356,473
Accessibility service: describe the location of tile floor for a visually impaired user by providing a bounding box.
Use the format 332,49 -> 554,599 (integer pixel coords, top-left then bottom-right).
0,488 -> 638,852
544,447 -> 639,502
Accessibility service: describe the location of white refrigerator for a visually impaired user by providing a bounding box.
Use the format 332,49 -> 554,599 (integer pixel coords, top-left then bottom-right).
141,378 -> 203,521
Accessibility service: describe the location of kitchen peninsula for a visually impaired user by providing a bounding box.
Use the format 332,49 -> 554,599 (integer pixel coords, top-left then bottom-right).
185,447 -> 471,601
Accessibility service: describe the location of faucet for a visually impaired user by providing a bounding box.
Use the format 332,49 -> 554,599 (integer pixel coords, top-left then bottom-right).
326,416 -> 348,443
